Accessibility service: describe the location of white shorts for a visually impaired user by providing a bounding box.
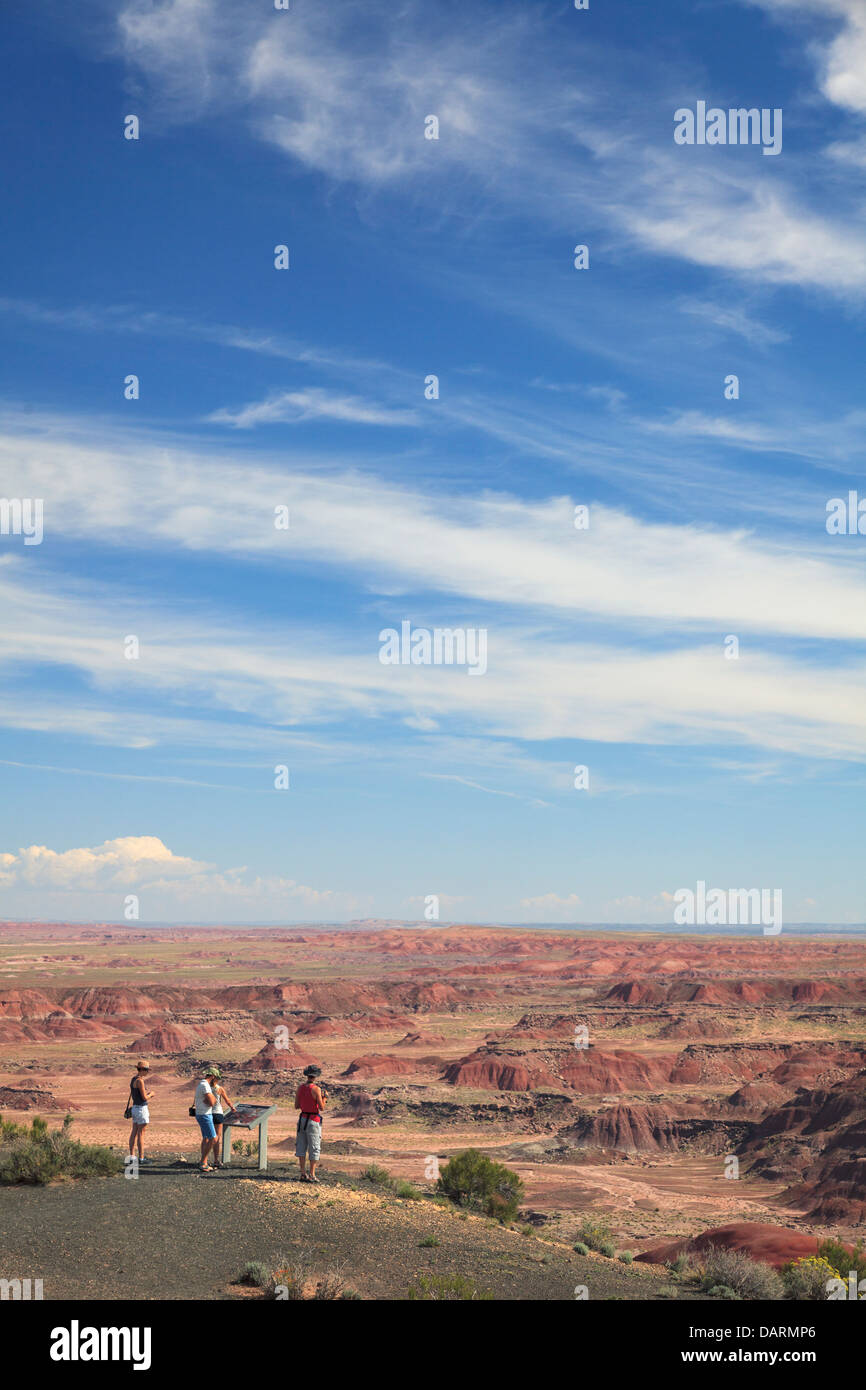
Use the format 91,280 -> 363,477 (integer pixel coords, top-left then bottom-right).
131,1104 -> 149,1125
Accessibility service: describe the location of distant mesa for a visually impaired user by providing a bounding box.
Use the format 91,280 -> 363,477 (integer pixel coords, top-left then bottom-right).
241,1039 -> 316,1071
0,1084 -> 79,1112
128,1023 -> 198,1054
44,1012 -> 120,1041
0,989 -> 58,1020
61,988 -> 160,1017
444,1050 -> 556,1091
295,1015 -> 344,1037
657,1015 -> 728,1040
341,1053 -> 418,1079
564,1103 -> 684,1155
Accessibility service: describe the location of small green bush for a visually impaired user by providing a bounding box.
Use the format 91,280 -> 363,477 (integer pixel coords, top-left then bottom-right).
237,1261 -> 270,1288
0,1114 -> 120,1186
574,1217 -> 614,1254
818,1238 -> 866,1288
361,1163 -> 392,1187
573,1241 -> 590,1255
436,1149 -> 523,1223
418,1235 -> 439,1248
618,1251 -> 634,1264
394,1179 -> 421,1200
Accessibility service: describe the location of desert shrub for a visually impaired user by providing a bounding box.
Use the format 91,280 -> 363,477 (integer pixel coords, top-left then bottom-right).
361,1163 -> 393,1187
237,1261 -> 270,1288
394,1179 -> 421,1200
618,1251 -> 634,1264
782,1256 -> 839,1302
697,1246 -> 783,1301
818,1238 -> 866,1292
436,1149 -> 523,1223
313,1270 -> 347,1300
266,1253 -> 349,1301
407,1273 -> 494,1301
668,1253 -> 693,1276
574,1217 -> 614,1254
419,1235 -> 439,1247
268,1255 -> 309,1300
0,1114 -> 120,1186
573,1241 -> 590,1255
708,1284 -> 741,1300
598,1241 -> 616,1259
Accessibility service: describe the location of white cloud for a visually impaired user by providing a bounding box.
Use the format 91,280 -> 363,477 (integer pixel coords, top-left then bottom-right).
207,388 -> 417,429
751,0 -> 866,113
519,892 -> 583,921
0,834 -> 359,919
0,836 -> 204,890
677,298 -> 788,347
2,422 -> 864,642
110,0 -> 866,299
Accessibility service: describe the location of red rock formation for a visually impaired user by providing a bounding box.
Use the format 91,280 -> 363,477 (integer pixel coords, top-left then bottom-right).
0,989 -> 58,1020
128,1023 -> 198,1054
443,1051 -> 555,1091
242,1039 -> 315,1071
341,1053 -> 418,1078
561,1049 -> 682,1093
0,1085 -> 79,1112
637,1222 -> 837,1271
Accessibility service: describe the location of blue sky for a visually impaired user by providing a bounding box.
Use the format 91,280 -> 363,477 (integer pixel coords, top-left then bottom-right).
0,0 -> 865,924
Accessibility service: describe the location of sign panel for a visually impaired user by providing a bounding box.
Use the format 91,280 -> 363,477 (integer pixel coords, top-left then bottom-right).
222,1103 -> 276,1129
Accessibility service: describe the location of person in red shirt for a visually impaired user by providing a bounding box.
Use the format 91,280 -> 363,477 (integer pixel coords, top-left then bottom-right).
294,1064 -> 326,1183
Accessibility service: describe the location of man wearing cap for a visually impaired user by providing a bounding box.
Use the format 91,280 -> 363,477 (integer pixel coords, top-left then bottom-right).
294,1064 -> 326,1183
194,1066 -> 222,1172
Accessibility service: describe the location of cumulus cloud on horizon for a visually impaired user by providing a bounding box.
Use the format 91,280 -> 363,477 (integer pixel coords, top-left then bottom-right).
0,835 -> 358,919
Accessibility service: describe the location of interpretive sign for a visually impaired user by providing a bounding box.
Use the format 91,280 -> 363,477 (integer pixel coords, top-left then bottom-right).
220,1102 -> 278,1171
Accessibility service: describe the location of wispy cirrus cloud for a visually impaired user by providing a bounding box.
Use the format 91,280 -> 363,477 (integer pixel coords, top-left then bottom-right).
109,0 -> 866,300
207,388 -> 418,429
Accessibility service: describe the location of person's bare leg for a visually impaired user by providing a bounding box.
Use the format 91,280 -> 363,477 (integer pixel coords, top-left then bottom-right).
136,1124 -> 145,1160
201,1135 -> 211,1167
128,1123 -> 136,1156
309,1159 -> 318,1182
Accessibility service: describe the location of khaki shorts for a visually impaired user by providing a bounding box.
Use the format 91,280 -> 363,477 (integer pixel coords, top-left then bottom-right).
295,1118 -> 321,1160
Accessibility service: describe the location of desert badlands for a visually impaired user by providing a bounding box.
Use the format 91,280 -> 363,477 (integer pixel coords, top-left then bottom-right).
2,920 -> 866,1302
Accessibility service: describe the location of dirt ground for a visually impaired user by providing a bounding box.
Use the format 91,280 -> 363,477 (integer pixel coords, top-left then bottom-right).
0,1160 -> 713,1301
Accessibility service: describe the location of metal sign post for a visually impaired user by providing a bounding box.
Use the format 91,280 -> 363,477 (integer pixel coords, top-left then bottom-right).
220,1103 -> 278,1171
